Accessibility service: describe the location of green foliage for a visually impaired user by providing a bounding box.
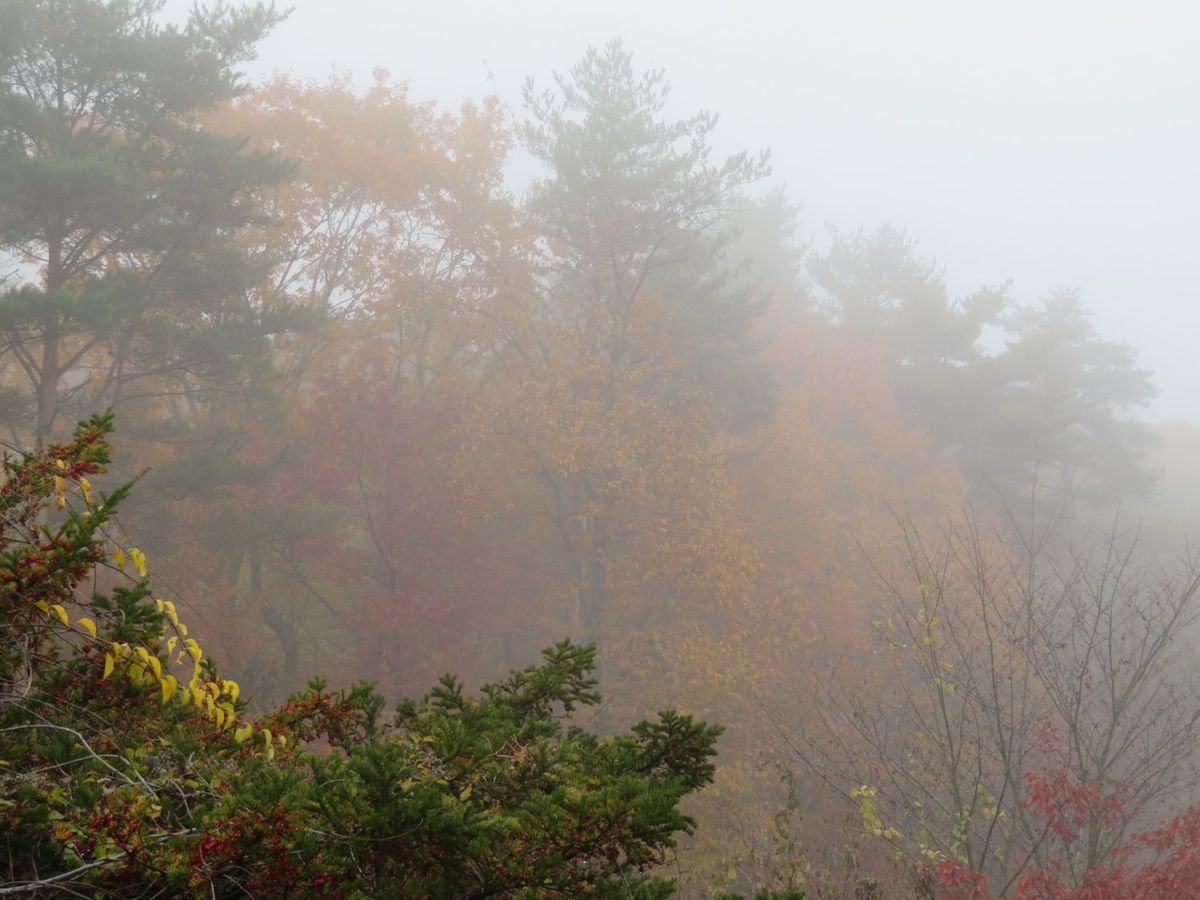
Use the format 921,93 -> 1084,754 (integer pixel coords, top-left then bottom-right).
810,224 -> 1158,506
0,417 -> 723,896
282,641 -> 722,897
523,39 -> 776,426
0,0 -> 299,441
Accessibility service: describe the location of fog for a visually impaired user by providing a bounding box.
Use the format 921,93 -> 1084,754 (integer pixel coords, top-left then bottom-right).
6,2 -> 1200,896
168,0 -> 1200,420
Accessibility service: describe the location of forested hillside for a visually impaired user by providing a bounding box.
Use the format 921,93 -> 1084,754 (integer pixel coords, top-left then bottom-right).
2,3 -> 1198,897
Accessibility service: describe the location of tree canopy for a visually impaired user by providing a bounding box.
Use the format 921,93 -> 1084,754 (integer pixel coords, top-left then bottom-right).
0,417 -> 722,897
0,4 -> 1187,896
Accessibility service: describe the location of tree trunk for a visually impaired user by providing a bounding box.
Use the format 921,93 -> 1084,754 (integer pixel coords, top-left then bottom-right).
37,225 -> 64,445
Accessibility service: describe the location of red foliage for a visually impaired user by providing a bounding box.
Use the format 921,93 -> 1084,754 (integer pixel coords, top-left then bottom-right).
292,374 -> 550,694
1119,806 -> 1200,899
924,767 -> 1200,900
918,859 -> 990,899
1023,770 -> 1131,844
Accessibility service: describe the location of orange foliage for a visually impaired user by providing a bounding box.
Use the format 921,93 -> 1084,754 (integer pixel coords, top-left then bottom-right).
128,69 -> 973,891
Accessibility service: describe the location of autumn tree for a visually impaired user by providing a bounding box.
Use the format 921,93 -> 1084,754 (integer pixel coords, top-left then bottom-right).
703,310 -> 968,894
786,510 -> 1200,895
119,72 -> 526,700
922,793 -> 1200,898
268,373 -> 551,697
0,415 -> 725,897
477,41 -> 768,650
205,71 -> 520,341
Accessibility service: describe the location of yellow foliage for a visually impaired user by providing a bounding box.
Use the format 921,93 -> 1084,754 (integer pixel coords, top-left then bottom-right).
130,547 -> 147,578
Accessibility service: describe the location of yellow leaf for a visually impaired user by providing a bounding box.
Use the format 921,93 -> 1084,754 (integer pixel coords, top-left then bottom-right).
154,598 -> 164,613
79,477 -> 94,505
55,459 -> 66,471
147,655 -> 162,681
102,653 -> 114,680
166,636 -> 177,654
49,604 -> 68,626
53,476 -> 67,509
163,601 -> 178,626
161,675 -> 177,705
35,600 -> 49,613
213,706 -> 225,729
52,820 -> 72,841
130,547 -> 147,578
222,679 -> 240,701
77,617 -> 96,639
178,622 -> 187,637
234,723 -> 253,744
185,639 -> 202,662
112,548 -> 125,571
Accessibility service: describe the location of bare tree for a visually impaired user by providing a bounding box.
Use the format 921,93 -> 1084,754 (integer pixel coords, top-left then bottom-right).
779,508 -> 1200,894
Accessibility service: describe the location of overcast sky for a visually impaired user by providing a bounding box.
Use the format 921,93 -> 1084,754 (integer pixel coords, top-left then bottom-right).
170,0 -> 1200,421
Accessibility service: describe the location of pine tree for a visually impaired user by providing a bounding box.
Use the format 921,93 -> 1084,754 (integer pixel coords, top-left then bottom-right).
0,0 -> 292,445
810,224 -> 1157,508
522,39 -> 775,427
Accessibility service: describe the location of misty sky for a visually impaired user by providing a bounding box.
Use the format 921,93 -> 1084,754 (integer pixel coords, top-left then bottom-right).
169,0 -> 1200,422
